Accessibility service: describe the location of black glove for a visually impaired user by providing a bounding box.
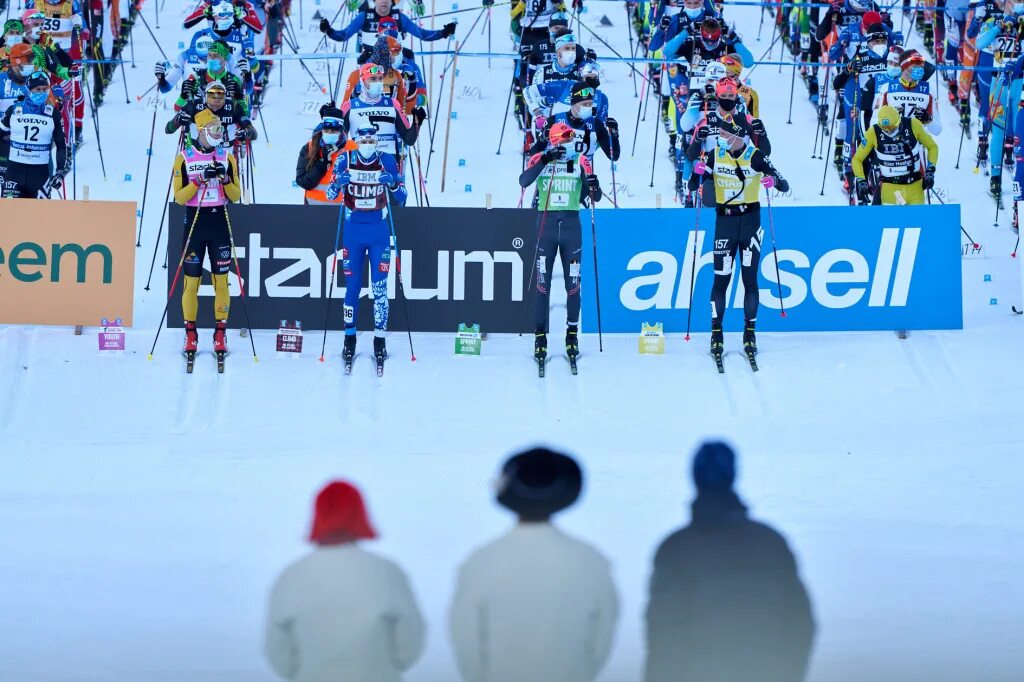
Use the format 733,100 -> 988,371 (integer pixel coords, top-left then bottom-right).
855,178 -> 870,203
50,171 -> 65,190
202,165 -> 221,180
181,79 -> 198,98
913,107 -> 929,122
572,0 -> 583,11
659,13 -> 672,31
774,175 -> 790,194
319,17 -> 331,33
412,106 -> 427,125
204,6 -> 214,19
750,118 -> 766,137
235,127 -> 251,141
585,173 -> 600,191
541,145 -> 567,164
605,117 -> 618,137
923,164 -> 935,190
441,21 -> 457,38
695,124 -> 710,141
175,110 -> 192,127
214,161 -> 227,178
585,48 -> 597,62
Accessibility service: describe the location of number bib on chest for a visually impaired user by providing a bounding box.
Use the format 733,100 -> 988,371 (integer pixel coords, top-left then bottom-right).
9,109 -> 55,165
348,105 -> 399,154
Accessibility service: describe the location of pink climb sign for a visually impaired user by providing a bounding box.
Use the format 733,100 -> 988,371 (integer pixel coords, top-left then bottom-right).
98,317 -> 126,351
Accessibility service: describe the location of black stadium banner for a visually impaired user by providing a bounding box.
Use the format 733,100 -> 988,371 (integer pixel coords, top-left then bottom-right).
167,204 -> 540,333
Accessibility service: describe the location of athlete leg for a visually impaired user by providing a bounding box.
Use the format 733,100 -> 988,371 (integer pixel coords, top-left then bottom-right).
208,226 -> 233,322
532,213 -> 559,333
367,226 -> 392,336
342,224 -> 369,335
557,213 -> 584,327
738,212 -> 764,323
710,216 -> 740,327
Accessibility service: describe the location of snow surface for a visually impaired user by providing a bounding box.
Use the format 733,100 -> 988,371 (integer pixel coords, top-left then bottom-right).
1,2 -> 1022,681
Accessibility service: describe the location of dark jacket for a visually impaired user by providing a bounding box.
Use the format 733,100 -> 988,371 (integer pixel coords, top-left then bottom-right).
295,139 -> 331,191
644,491 -> 815,682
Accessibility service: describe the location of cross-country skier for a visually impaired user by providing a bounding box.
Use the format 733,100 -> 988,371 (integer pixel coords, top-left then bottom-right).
0,70 -> 67,198
0,43 -> 33,113
295,104 -> 354,205
517,10 -> 570,104
324,124 -> 407,374
649,0 -> 718,52
342,35 -> 409,108
26,0 -> 87,144
183,0 -> 265,33
525,59 -> 609,123
852,104 -> 938,205
171,108 -> 242,362
528,82 -> 619,180
0,19 -> 26,59
340,63 -> 423,160
320,0 -> 454,60
975,3 -> 1024,200
186,2 -> 260,96
174,41 -> 248,114
519,121 -> 603,374
155,31 -> 217,95
873,49 -> 942,135
702,125 -> 789,370
512,0 -> 571,78
166,80 -> 256,146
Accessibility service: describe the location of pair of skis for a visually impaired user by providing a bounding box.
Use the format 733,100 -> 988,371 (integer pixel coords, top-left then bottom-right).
711,347 -> 758,374
344,352 -> 387,377
536,352 -> 578,378
184,350 -> 227,374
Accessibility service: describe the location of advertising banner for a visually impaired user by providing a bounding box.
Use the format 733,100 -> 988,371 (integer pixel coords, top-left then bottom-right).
581,205 -> 963,333
168,204 -> 537,332
0,199 -> 136,326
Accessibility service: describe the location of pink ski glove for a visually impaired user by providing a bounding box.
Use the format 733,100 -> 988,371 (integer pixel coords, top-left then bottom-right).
534,115 -> 548,131
693,160 -> 707,176
761,176 -> 775,189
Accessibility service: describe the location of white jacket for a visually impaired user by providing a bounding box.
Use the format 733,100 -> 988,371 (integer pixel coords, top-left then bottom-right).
265,544 -> 425,682
449,523 -> 619,682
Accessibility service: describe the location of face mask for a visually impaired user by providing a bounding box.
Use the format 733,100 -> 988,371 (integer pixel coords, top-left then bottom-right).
28,27 -> 41,40
585,75 -> 600,88
869,43 -> 887,58
205,131 -> 224,147
28,91 -> 47,105
322,132 -> 340,145
358,141 -> 377,157
886,66 -> 901,78
716,135 -> 730,150
391,52 -> 403,68
5,34 -> 23,45
718,97 -> 737,112
684,7 -> 703,18
557,50 -> 575,66
207,58 -> 223,73
365,80 -> 384,97
909,66 -> 925,81
20,64 -> 35,77
574,105 -> 594,120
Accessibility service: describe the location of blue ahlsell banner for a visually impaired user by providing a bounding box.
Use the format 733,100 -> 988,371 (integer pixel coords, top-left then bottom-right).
581,205 -> 963,333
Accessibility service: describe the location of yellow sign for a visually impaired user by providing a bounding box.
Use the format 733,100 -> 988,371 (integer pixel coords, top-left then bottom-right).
638,322 -> 665,354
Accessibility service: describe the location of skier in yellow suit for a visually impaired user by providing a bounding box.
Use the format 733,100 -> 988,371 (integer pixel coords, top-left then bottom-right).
852,104 -> 938,206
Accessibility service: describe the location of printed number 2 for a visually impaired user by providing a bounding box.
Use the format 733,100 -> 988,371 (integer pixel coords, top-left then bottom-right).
23,125 -> 40,142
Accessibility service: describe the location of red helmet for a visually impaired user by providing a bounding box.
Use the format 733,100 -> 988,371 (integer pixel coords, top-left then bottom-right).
359,63 -> 386,82
700,18 -> 722,45
548,121 -> 575,146
715,76 -> 739,98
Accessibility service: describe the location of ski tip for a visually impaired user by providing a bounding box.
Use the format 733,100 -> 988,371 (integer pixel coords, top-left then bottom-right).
146,353 -> 154,361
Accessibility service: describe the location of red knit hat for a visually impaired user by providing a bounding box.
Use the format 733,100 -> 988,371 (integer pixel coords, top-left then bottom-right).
861,10 -> 882,30
308,480 -> 378,544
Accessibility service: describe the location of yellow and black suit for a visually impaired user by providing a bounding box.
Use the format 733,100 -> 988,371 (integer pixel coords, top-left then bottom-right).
852,116 -> 938,205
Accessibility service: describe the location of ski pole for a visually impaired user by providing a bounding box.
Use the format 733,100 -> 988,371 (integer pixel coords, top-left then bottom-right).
683,156 -> 705,341
135,9 -> 169,62
765,186 -> 787,317
819,94 -> 839,195
384,188 -> 417,361
580,156 -> 603,351
319,195 -> 347,361
136,102 -> 159,247
147,186 -> 206,359
440,41 -> 460,192
135,82 -> 158,101
496,65 -> 516,154
80,64 -> 106,180
222,203 -> 259,361
625,2 -> 638,97
955,118 -> 966,169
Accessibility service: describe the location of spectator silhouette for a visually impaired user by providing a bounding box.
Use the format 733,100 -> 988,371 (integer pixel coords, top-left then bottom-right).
450,447 -> 619,682
264,480 -> 425,682
644,441 -> 815,682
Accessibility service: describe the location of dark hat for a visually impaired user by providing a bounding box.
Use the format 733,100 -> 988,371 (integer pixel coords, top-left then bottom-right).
692,441 -> 736,492
549,11 -> 570,28
496,447 -> 583,518
26,71 -> 49,90
308,480 -> 378,544
319,102 -> 344,120
570,80 -> 597,104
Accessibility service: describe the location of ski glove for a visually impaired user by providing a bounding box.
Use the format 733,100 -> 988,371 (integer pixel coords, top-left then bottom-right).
855,178 -> 871,203
695,124 -> 710,141
50,172 -> 65,190
412,106 -> 428,125
346,0 -> 361,10
319,17 -> 331,33
378,170 -> 398,188
441,22 -> 457,38
182,78 -> 198,98
585,48 -> 597,62
585,173 -> 600,191
773,175 -> 790,193
237,58 -> 250,75
155,61 -> 168,77
541,145 -> 567,164
750,118 -> 766,138
660,13 -> 672,31
336,170 -> 352,186
175,110 -> 192,127
923,165 -> 935,190
235,127 -> 252,141
606,117 -> 618,136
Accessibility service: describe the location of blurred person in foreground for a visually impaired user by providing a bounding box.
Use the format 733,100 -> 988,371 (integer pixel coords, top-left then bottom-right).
264,480 -> 425,682
450,447 -> 619,682
644,441 -> 816,682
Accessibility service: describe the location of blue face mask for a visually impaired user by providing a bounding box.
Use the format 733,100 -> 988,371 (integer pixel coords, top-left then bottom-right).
909,66 -> 925,81
29,91 -> 47,105
684,7 -> 702,18
207,58 -> 223,73
321,132 -> 340,145
886,66 -> 901,78
716,135 -> 730,150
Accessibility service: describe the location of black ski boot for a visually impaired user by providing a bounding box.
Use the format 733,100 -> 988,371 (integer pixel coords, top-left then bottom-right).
342,334 -> 356,374
373,336 -> 387,376
743,321 -> 758,357
991,175 -> 1002,201
566,325 -> 579,374
959,98 -> 971,129
675,169 -> 684,199
710,326 -> 724,373
1005,143 -> 1015,168
534,329 -> 547,377
977,132 -> 989,171
74,125 -> 84,147
667,133 -> 677,160
833,139 -> 844,173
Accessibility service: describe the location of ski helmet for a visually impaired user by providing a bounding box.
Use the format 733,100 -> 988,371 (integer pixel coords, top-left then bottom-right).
548,121 -> 575,146
876,104 -> 901,135
720,53 -> 744,78
699,18 -> 722,47
715,76 -> 739,98
580,61 -> 600,87
26,70 -> 49,90
194,35 -> 214,58
211,1 -> 235,31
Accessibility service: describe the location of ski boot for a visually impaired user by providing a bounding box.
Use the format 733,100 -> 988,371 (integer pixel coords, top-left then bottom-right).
184,321 -> 198,373
1005,143 -> 1015,168
74,125 -> 84,147
959,98 -> 971,130
710,326 -> 724,373
743,321 -> 758,372
342,334 -> 356,374
674,170 -> 684,200
991,175 -> 1002,202
534,329 -> 547,377
373,336 -> 387,376
566,325 -> 579,375
213,321 -> 228,372
667,133 -> 677,161
833,139 -> 844,173
522,130 -> 535,154
660,98 -> 671,132
976,132 -> 989,173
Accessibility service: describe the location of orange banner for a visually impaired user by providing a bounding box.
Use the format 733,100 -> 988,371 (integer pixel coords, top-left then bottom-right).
0,199 -> 136,326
